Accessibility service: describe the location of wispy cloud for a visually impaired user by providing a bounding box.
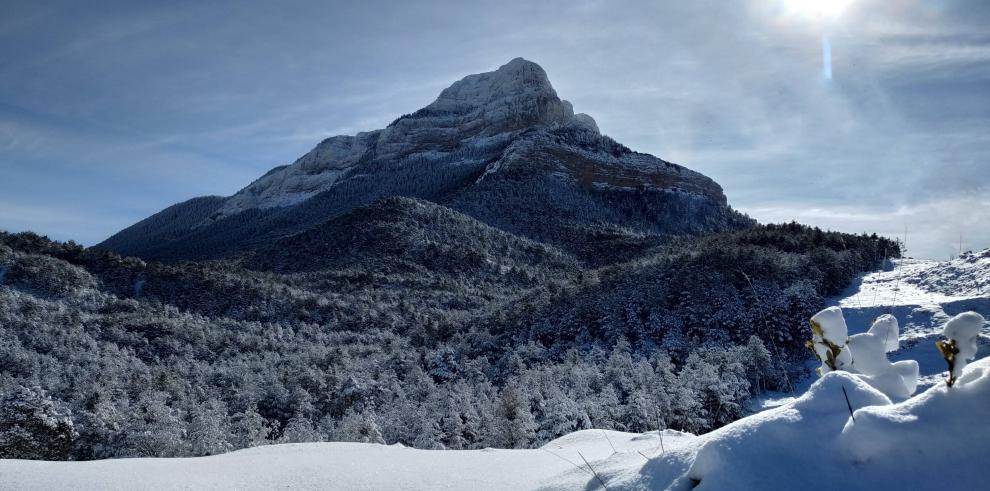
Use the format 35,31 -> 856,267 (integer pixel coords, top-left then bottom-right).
749,192 -> 990,259
0,0 -> 987,257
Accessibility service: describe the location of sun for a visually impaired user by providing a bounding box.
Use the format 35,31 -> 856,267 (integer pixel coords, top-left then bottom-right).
782,0 -> 855,19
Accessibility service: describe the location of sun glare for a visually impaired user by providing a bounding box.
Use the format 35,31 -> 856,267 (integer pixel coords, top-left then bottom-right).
783,0 -> 854,19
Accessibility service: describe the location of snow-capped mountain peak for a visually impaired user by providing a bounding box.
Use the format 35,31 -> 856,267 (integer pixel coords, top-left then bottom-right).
99,58 -> 746,261
215,58 -> 582,218
432,57 -> 560,110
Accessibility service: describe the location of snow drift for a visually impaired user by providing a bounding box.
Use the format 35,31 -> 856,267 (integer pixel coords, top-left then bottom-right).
3,357 -> 989,490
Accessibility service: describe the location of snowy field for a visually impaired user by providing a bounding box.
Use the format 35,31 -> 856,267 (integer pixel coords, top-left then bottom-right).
753,252 -> 990,411
831,253 -> 989,389
2,253 -> 987,490
0,430 -> 696,490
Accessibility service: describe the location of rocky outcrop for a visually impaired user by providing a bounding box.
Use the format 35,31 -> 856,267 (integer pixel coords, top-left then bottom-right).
218,58 -> 581,219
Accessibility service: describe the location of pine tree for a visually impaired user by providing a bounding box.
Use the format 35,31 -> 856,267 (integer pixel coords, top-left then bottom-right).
440,405 -> 467,450
744,335 -> 774,393
496,384 -> 536,448
535,390 -> 590,443
231,403 -> 271,448
122,391 -> 187,457
623,389 -> 655,433
332,409 -> 385,444
279,414 -> 322,443
0,385 -> 77,460
188,399 -> 232,456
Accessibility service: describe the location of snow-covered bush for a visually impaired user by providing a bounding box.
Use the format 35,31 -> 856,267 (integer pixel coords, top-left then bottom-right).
807,308 -> 918,398
936,311 -> 986,387
846,315 -> 918,399
807,306 -> 852,375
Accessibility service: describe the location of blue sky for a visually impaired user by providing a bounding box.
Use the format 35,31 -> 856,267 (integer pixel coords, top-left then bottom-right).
1,0 -> 987,259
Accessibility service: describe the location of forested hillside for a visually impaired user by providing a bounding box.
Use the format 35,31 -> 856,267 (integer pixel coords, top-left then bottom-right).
0,212 -> 899,460
0,58 -> 902,462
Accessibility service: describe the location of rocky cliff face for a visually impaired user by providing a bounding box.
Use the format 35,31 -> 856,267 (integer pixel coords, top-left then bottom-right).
218,58 -> 576,218
98,58 -> 750,263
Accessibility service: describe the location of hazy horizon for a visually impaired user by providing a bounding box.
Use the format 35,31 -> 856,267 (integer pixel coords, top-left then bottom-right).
1,0 -> 988,259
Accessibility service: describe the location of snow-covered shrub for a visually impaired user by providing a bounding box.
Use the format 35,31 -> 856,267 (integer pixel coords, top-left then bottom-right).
230,404 -> 273,448
0,385 -> 77,460
278,414 -> 322,444
3,253 -> 95,298
807,308 -> 918,398
936,311 -> 986,387
846,315 -> 918,399
806,306 -> 852,375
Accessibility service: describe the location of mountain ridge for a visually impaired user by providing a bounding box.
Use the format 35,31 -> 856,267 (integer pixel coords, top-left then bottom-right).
97,58 -> 751,263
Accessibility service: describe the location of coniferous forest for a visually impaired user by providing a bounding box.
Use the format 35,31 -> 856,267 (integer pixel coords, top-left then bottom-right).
0,210 -> 898,460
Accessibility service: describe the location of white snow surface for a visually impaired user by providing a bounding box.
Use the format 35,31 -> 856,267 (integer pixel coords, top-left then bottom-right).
0,430 -> 693,490
5,359 -> 989,490
845,315 -> 919,399
830,254 -> 990,390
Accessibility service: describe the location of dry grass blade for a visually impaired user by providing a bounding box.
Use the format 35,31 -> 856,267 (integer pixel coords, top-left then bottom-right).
578,451 -> 609,490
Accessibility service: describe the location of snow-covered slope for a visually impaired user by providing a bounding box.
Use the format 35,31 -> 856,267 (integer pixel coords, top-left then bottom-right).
220,131 -> 379,215
650,355 -> 990,491
4,356 -> 988,490
0,429 -> 690,490
831,252 -> 990,389
749,251 -> 990,413
903,249 -> 990,298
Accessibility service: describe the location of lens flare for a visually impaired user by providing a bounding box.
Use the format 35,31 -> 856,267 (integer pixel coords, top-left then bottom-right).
783,0 -> 854,19
822,35 -> 832,80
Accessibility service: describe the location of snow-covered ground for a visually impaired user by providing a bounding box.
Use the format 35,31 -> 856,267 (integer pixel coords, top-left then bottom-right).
2,253 -> 987,490
830,253 -> 989,389
4,357 -> 989,490
753,252 -> 990,412
0,429 -> 695,490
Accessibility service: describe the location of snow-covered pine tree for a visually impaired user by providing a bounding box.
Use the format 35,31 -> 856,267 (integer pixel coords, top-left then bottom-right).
440,405 -> 468,450
332,408 -> 385,444
71,393 -> 129,460
743,335 -> 773,393
623,389 -> 656,433
535,388 -> 590,443
188,399 -> 232,456
0,385 -> 77,460
497,383 -> 536,448
278,414 -> 322,443
122,391 -> 187,457
230,403 -> 271,448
